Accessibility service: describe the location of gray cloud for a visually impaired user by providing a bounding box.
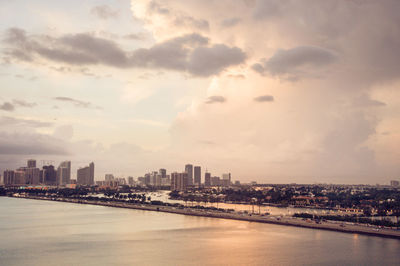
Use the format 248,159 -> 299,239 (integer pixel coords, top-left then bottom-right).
205,95 -> 226,104
54,97 -> 102,109
4,29 -> 246,77
0,99 -> 36,112
353,94 -> 386,108
123,33 -> 148,41
0,131 -> 69,155
12,99 -> 36,108
0,102 -> 14,111
91,5 -> 119,20
252,46 -> 337,79
254,95 -> 274,102
0,116 -> 53,128
221,17 -> 241,27
147,1 -> 209,31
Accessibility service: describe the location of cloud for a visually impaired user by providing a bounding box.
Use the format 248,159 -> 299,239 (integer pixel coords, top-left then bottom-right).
254,95 -> 274,102
220,17 -> 241,27
54,97 -> 102,109
205,95 -> 226,104
353,94 -> 386,108
0,102 -> 14,111
0,99 -> 36,111
91,5 -> 119,20
0,116 -> 53,128
123,33 -> 148,40
0,131 -> 70,155
12,99 -> 36,108
4,29 -> 246,77
144,0 -> 209,31
252,46 -> 337,80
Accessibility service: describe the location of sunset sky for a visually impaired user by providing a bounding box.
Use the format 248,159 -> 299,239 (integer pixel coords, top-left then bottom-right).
1,0 -> 399,184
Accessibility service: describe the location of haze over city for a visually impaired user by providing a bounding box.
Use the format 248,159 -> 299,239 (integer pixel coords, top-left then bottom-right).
1,0 -> 400,184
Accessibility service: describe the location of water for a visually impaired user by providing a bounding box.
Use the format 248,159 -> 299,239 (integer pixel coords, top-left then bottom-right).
1,197 -> 399,266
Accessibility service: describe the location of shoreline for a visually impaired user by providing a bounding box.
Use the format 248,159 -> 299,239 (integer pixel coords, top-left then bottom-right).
10,195 -> 400,240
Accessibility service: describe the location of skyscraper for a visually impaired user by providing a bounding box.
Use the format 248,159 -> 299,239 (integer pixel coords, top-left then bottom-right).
159,168 -> 167,178
57,161 -> 71,185
77,162 -> 95,186
204,172 -> 211,187
27,159 -> 36,168
41,165 -> 57,185
185,164 -> 193,186
194,166 -> 201,186
171,172 -> 188,191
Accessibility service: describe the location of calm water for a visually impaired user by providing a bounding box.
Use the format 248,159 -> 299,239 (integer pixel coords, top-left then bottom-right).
1,197 -> 399,266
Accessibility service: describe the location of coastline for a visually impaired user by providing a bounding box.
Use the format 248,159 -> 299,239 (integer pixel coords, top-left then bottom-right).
10,195 -> 400,240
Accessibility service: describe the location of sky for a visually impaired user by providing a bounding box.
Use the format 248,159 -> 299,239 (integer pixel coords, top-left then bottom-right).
0,0 -> 400,184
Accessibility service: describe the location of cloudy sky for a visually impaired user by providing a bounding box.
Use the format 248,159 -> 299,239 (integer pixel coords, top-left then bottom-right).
1,0 -> 400,184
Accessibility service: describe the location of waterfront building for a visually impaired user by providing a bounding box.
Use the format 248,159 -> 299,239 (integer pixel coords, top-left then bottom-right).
390,180 -> 399,187
171,172 -> 188,191
159,169 -> 167,178
211,176 -> 220,186
204,172 -> 211,187
194,166 -> 201,186
41,165 -> 57,185
128,176 -> 134,186
3,170 -> 15,186
57,161 -> 71,185
27,159 -> 36,168
23,167 -> 40,185
77,162 -> 94,186
222,173 -> 231,183
185,164 -> 193,186
105,174 -> 114,181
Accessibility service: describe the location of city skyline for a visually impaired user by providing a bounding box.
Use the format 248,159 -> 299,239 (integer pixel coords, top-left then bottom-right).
0,1 -> 400,184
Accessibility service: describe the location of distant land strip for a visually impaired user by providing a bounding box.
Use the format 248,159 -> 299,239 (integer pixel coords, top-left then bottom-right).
9,195 -> 400,240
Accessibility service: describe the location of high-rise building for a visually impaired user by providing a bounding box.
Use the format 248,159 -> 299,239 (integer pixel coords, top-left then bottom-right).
3,170 -> 15,186
14,170 -> 26,185
24,167 -> 40,185
159,169 -> 167,178
194,166 -> 201,186
211,176 -> 220,186
105,174 -> 114,181
41,165 -> 57,185
390,180 -> 399,187
27,159 -> 36,168
185,164 -> 193,186
204,172 -> 211,187
77,162 -> 94,186
57,161 -> 71,185
128,176 -> 134,186
171,172 -> 188,191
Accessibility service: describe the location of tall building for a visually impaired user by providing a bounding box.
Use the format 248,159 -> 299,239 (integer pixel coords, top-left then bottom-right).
41,165 -> 57,185
57,161 -> 71,185
23,167 -> 40,185
171,172 -> 188,191
105,174 -> 114,181
27,159 -> 36,168
390,180 -> 399,187
211,176 -> 220,186
222,173 -> 231,187
14,170 -> 26,185
3,170 -> 15,186
77,162 -> 94,186
194,166 -> 201,186
185,164 -> 193,186
204,172 -> 211,187
159,169 -> 167,178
